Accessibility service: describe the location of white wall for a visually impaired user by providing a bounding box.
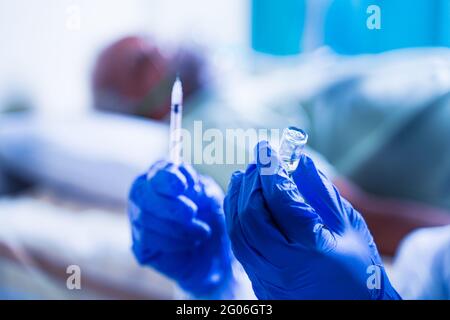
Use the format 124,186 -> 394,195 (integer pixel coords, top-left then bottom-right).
0,0 -> 246,116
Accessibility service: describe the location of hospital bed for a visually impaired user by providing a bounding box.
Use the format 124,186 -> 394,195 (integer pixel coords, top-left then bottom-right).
0,190 -> 173,299
1,48 -> 449,299
0,112 -> 175,299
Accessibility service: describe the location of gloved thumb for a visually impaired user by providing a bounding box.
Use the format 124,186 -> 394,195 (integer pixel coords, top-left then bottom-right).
255,141 -> 334,249
292,155 -> 346,234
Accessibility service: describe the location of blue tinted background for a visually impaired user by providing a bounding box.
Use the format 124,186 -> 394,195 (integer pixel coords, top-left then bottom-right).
324,0 -> 448,54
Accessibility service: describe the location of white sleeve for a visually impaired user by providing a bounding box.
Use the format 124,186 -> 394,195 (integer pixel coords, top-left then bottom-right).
391,225 -> 450,300
173,260 -> 256,300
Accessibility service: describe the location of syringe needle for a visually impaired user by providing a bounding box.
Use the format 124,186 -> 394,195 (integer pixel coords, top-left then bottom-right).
171,75 -> 183,106
169,76 -> 183,165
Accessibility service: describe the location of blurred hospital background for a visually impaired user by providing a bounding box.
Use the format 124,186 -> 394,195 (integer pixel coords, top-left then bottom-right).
1,0 -> 450,299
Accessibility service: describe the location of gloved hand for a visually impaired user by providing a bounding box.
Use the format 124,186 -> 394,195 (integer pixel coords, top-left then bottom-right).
128,161 -> 234,298
224,141 -> 401,300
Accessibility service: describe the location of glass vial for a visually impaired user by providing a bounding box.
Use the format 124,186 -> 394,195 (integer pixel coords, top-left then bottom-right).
279,127 -> 308,174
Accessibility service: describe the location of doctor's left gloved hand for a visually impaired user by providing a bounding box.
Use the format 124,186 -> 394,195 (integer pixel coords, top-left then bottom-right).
224,141 -> 402,300
128,161 -> 235,298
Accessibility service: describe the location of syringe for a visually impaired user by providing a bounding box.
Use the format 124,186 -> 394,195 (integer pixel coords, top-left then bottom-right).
169,76 -> 183,165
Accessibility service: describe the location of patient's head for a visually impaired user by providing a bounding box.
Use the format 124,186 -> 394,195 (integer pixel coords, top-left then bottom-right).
92,35 -> 207,120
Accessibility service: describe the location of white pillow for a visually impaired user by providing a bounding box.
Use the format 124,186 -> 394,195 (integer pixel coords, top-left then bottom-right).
0,111 -> 168,204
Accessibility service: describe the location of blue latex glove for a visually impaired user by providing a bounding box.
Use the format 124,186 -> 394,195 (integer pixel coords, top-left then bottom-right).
128,161 -> 233,297
224,141 -> 401,300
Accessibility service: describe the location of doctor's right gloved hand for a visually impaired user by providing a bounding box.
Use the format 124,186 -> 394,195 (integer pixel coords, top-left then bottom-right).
128,161 -> 235,298
224,141 -> 401,300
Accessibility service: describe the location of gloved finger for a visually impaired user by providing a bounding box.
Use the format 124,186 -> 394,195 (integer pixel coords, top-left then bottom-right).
223,169 -> 260,255
224,170 -> 244,237
146,159 -> 169,178
129,175 -> 197,223
131,223 -> 200,253
128,200 -> 211,242
149,162 -> 187,198
254,142 -> 329,248
152,194 -> 198,223
238,172 -> 307,264
178,163 -> 201,195
341,199 -> 381,263
224,170 -> 285,271
292,155 -> 347,234
179,163 -> 224,208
